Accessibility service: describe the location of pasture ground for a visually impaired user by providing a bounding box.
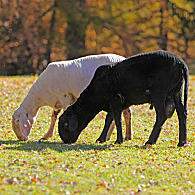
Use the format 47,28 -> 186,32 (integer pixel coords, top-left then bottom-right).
0,76 -> 194,194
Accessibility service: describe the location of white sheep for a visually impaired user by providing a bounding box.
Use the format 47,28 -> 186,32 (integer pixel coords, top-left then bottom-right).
12,54 -> 132,141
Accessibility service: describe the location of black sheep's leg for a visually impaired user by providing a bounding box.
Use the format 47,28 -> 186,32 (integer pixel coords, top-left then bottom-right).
174,91 -> 187,146
96,112 -> 113,143
114,110 -> 123,144
145,97 -> 167,145
165,96 -> 175,118
110,95 -> 124,144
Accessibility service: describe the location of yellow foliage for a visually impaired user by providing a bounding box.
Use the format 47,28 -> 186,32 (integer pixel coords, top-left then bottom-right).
0,0 -> 194,75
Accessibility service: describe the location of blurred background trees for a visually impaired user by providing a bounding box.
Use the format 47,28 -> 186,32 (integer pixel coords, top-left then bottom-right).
0,0 -> 194,75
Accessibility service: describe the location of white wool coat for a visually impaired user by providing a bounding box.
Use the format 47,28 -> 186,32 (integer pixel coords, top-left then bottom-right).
14,54 -> 126,128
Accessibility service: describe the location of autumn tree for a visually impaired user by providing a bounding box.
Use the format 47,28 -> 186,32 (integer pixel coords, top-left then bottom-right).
168,0 -> 195,60
57,0 -> 89,59
0,0 -> 194,75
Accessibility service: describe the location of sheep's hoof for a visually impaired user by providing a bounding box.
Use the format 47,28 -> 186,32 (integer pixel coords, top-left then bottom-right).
40,137 -> 49,140
96,138 -> 106,143
177,140 -> 187,147
145,140 -> 155,146
145,144 -> 153,149
114,139 -> 124,144
40,134 -> 53,140
125,136 -> 132,141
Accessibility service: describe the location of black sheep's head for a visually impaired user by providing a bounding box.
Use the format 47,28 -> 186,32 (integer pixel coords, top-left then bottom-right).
58,110 -> 81,144
58,65 -> 111,144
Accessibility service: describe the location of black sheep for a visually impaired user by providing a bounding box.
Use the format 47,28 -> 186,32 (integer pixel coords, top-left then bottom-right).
58,50 -> 189,146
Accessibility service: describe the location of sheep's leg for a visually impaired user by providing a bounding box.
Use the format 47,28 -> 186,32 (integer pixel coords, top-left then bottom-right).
174,91 -> 187,146
105,107 -> 132,141
114,111 -> 123,144
145,97 -> 167,145
41,109 -> 61,140
105,121 -> 115,141
96,112 -> 113,143
123,108 -> 132,140
106,107 -> 132,141
110,95 -> 124,144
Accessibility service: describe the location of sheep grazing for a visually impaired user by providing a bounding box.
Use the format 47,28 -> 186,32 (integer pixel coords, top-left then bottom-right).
12,54 -> 133,141
58,50 -> 189,147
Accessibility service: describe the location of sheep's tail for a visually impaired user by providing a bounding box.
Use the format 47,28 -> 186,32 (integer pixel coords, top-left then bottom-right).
183,63 -> 189,115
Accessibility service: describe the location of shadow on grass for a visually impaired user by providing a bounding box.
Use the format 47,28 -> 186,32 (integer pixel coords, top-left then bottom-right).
0,140 -> 21,145
1,140 -> 112,152
1,140 -> 181,153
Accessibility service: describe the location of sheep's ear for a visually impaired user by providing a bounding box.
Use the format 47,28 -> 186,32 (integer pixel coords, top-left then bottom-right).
69,116 -> 78,132
19,114 -> 31,137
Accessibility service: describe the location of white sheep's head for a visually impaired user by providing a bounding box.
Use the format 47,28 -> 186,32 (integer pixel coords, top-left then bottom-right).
12,108 -> 33,141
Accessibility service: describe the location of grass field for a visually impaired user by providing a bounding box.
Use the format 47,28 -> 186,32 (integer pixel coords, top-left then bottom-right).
0,76 -> 194,194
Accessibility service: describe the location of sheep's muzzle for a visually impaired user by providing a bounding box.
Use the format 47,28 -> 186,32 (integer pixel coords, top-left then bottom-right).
12,118 -> 28,141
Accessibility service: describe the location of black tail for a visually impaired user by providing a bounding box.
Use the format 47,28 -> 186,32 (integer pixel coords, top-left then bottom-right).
183,63 -> 189,114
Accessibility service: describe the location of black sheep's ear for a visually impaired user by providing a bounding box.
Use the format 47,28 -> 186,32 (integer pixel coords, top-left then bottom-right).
69,116 -> 78,132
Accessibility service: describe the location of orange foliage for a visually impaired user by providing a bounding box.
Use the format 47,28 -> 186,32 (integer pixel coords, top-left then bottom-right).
0,0 -> 194,75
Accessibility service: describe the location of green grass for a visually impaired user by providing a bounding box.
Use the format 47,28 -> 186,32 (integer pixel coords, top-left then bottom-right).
0,76 -> 194,194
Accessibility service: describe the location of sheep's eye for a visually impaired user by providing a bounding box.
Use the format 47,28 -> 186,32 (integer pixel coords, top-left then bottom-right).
64,122 -> 68,127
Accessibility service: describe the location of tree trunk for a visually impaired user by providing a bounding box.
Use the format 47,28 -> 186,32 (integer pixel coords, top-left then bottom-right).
65,0 -> 88,60
46,0 -> 57,64
159,0 -> 168,50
